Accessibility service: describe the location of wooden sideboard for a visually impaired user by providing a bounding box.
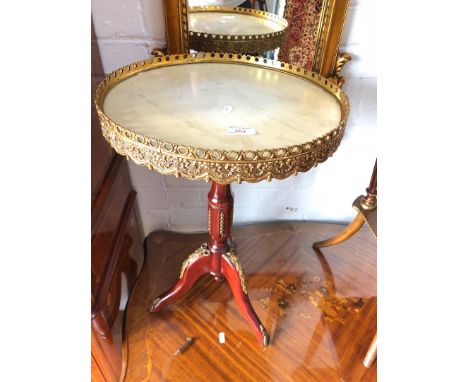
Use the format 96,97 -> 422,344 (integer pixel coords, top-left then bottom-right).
91,20 -> 144,381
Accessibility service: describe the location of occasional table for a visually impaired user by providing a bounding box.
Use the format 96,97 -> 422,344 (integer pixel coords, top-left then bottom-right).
188,6 -> 288,53
95,53 -> 349,346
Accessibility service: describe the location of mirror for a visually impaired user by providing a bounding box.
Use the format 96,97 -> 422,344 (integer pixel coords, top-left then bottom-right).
163,0 -> 350,79
187,0 -> 287,58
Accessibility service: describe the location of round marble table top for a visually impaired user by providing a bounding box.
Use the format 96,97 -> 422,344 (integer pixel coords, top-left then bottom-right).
189,11 -> 284,36
96,54 -> 349,184
103,64 -> 341,151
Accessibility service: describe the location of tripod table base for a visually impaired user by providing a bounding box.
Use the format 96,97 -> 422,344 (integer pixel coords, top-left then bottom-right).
149,243 -> 270,347
148,181 -> 270,347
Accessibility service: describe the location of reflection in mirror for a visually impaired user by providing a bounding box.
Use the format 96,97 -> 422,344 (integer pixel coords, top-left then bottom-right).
187,0 -> 287,59
189,0 -> 285,13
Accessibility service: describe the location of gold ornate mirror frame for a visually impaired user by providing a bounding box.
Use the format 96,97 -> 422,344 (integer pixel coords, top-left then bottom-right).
188,6 -> 288,54
162,0 -> 350,82
163,0 -> 190,54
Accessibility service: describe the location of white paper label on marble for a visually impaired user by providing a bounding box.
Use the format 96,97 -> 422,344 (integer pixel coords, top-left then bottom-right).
227,127 -> 257,136
223,105 -> 233,113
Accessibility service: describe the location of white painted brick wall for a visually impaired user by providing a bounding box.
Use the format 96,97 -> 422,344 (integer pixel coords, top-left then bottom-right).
92,0 -> 166,73
92,0 -> 376,238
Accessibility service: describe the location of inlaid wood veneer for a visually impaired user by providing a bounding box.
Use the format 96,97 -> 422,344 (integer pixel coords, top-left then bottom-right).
121,222 -> 376,381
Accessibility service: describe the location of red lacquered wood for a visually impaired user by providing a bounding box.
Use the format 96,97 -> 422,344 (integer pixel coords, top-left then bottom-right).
208,182 -> 233,255
208,182 -> 233,280
149,181 -> 269,346
222,255 -> 270,346
149,254 -> 212,312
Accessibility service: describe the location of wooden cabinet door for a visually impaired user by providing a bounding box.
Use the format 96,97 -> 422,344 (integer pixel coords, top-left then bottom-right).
91,18 -> 144,382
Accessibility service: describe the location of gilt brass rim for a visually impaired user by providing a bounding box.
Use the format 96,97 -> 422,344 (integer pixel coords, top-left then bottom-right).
188,6 -> 288,54
94,52 -> 350,184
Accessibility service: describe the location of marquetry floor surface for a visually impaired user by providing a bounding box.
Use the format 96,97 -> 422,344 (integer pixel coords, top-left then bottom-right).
122,222 -> 377,382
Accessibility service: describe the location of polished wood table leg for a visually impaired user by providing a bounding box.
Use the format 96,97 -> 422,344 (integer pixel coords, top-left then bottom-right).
222,251 -> 270,346
149,181 -> 270,347
313,160 -> 377,248
363,333 -> 377,368
313,214 -> 365,248
148,247 -> 212,312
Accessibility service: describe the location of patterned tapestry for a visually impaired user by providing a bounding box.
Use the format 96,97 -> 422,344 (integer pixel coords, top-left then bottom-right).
278,0 -> 323,70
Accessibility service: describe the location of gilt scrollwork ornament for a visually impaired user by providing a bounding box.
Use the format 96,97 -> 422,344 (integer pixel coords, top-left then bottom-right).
332,52 -> 352,88
222,248 -> 248,294
179,243 -> 211,278
219,212 -> 225,236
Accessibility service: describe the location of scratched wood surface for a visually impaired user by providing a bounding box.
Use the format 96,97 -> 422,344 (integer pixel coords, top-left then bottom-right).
121,222 -> 377,381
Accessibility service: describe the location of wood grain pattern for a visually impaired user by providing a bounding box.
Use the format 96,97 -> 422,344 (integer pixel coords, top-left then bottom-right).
91,20 -> 145,382
363,333 -> 377,368
121,222 -> 376,381
313,213 -> 365,249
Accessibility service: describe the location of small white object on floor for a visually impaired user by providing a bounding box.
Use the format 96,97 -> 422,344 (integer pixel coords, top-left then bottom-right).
219,332 -> 225,344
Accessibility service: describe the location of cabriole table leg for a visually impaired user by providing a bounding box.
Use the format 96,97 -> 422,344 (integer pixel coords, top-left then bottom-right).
149,181 -> 270,347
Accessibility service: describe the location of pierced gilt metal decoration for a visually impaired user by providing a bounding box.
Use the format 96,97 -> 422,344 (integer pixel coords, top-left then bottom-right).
179,243 -> 211,278
188,6 -> 288,54
222,248 -> 248,294
94,53 -> 349,185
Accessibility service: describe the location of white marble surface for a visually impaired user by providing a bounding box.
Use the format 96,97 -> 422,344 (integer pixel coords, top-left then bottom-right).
103,63 -> 342,151
189,12 -> 284,35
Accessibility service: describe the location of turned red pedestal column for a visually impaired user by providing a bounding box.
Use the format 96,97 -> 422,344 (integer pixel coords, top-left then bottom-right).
207,181 -> 233,280
149,181 -> 270,347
